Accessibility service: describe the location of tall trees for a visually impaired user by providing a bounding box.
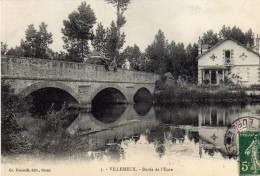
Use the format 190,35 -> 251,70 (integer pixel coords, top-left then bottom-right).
105,21 -> 126,61
120,44 -> 147,70
219,25 -> 254,47
36,23 -> 53,58
1,42 -> 8,55
202,25 -> 255,47
6,46 -> 24,57
146,30 -> 168,74
91,23 -> 107,53
185,43 -> 198,83
21,24 -> 37,57
91,21 -> 125,63
62,2 -> 96,62
105,0 -> 131,62
201,30 -> 219,47
21,23 -> 53,59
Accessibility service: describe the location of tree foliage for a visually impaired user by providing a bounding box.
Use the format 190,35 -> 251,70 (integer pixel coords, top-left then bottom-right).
91,23 -> 107,53
105,21 -> 126,60
201,30 -> 219,47
21,22 -> 53,59
1,42 -> 8,55
145,30 -> 168,74
1,81 -> 32,154
120,44 -> 149,71
91,21 -> 125,61
201,25 -> 255,47
6,46 -> 24,56
219,25 -> 254,47
105,0 -> 131,62
144,29 -> 198,82
62,2 -> 96,62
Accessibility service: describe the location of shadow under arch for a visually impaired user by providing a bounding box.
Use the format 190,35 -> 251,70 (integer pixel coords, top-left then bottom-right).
19,81 -> 79,116
19,81 -> 79,103
89,84 -> 129,103
133,87 -> 153,103
134,102 -> 152,116
91,86 -> 128,123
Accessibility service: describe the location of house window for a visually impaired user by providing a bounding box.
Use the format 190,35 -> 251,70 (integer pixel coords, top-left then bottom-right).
225,50 -> 230,58
225,50 -> 231,64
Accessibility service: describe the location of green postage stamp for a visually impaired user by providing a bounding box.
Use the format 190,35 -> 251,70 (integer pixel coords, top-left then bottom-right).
239,131 -> 260,176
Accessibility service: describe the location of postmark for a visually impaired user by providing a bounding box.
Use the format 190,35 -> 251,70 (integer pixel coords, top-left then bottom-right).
238,131 -> 260,175
224,116 -> 260,156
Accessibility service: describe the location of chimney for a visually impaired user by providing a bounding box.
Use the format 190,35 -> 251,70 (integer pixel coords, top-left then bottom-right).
255,34 -> 260,54
246,42 -> 250,48
201,44 -> 209,54
198,37 -> 202,55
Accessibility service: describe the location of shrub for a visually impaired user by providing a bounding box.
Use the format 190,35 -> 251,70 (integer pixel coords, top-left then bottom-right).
155,81 -> 249,104
1,81 -> 32,155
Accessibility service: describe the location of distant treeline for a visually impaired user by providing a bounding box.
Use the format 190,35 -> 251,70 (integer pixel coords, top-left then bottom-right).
1,1 -> 255,83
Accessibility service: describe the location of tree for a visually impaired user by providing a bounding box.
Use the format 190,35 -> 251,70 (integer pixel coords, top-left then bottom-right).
6,46 -> 24,57
21,24 -> 37,57
62,2 -> 96,62
185,43 -> 198,83
21,22 -> 53,59
219,25 -> 254,47
201,26 -> 255,48
35,23 -> 53,58
167,42 -> 187,79
120,44 -> 145,70
105,0 -> 131,62
92,21 -> 125,63
1,42 -> 8,55
91,23 -> 107,53
105,21 -> 126,62
201,30 -> 220,47
145,30 -> 168,74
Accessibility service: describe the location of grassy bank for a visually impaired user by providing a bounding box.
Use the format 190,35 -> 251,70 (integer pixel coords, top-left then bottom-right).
1,81 -> 84,158
155,79 -> 260,104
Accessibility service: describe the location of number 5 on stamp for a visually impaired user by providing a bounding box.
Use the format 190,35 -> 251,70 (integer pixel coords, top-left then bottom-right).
238,131 -> 260,176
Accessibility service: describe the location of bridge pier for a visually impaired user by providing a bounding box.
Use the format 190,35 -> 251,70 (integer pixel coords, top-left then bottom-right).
68,103 -> 92,111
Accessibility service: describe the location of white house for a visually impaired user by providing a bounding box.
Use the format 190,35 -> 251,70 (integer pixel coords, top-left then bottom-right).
197,35 -> 260,86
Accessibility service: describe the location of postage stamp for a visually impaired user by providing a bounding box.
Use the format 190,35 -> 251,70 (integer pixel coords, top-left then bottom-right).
224,116 -> 260,156
239,131 -> 260,176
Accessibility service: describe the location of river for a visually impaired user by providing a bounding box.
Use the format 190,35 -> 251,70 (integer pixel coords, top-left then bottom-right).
67,102 -> 260,159
2,102 -> 260,176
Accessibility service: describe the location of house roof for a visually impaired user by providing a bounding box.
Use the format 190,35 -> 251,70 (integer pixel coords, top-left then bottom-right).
197,37 -> 260,59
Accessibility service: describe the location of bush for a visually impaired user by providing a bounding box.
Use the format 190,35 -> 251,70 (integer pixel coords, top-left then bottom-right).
249,84 -> 260,90
155,82 -> 249,104
1,81 -> 32,155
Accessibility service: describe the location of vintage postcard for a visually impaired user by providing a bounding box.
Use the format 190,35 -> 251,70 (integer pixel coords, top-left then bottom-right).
1,0 -> 260,176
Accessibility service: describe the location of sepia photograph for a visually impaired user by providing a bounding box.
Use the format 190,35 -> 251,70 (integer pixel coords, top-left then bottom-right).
1,0 -> 260,175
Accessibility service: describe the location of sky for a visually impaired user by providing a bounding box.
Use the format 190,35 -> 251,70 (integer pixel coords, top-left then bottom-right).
1,0 -> 260,52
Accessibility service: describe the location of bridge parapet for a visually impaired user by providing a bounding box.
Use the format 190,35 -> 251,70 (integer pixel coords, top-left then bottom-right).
1,57 -> 159,84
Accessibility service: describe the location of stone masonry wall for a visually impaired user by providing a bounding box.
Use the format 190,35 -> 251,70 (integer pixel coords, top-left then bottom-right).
1,57 -> 159,84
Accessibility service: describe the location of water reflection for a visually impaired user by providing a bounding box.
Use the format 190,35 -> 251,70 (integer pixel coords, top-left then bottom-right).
91,104 -> 127,123
64,103 -> 260,162
133,102 -> 152,116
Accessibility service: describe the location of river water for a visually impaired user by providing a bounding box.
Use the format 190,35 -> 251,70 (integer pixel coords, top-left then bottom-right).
65,103 -> 260,174
3,102 -> 260,176
67,103 -> 260,158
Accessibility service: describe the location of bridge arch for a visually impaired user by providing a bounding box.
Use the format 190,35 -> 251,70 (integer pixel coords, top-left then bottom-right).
19,81 -> 79,103
133,87 -> 153,103
89,84 -> 130,103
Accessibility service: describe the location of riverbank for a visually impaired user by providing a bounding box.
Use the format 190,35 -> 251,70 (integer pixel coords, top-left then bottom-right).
154,80 -> 260,104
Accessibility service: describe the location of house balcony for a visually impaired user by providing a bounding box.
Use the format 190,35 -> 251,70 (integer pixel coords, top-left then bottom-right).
223,59 -> 233,66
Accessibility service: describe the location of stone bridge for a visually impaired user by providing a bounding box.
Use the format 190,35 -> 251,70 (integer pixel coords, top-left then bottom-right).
1,57 -> 159,108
